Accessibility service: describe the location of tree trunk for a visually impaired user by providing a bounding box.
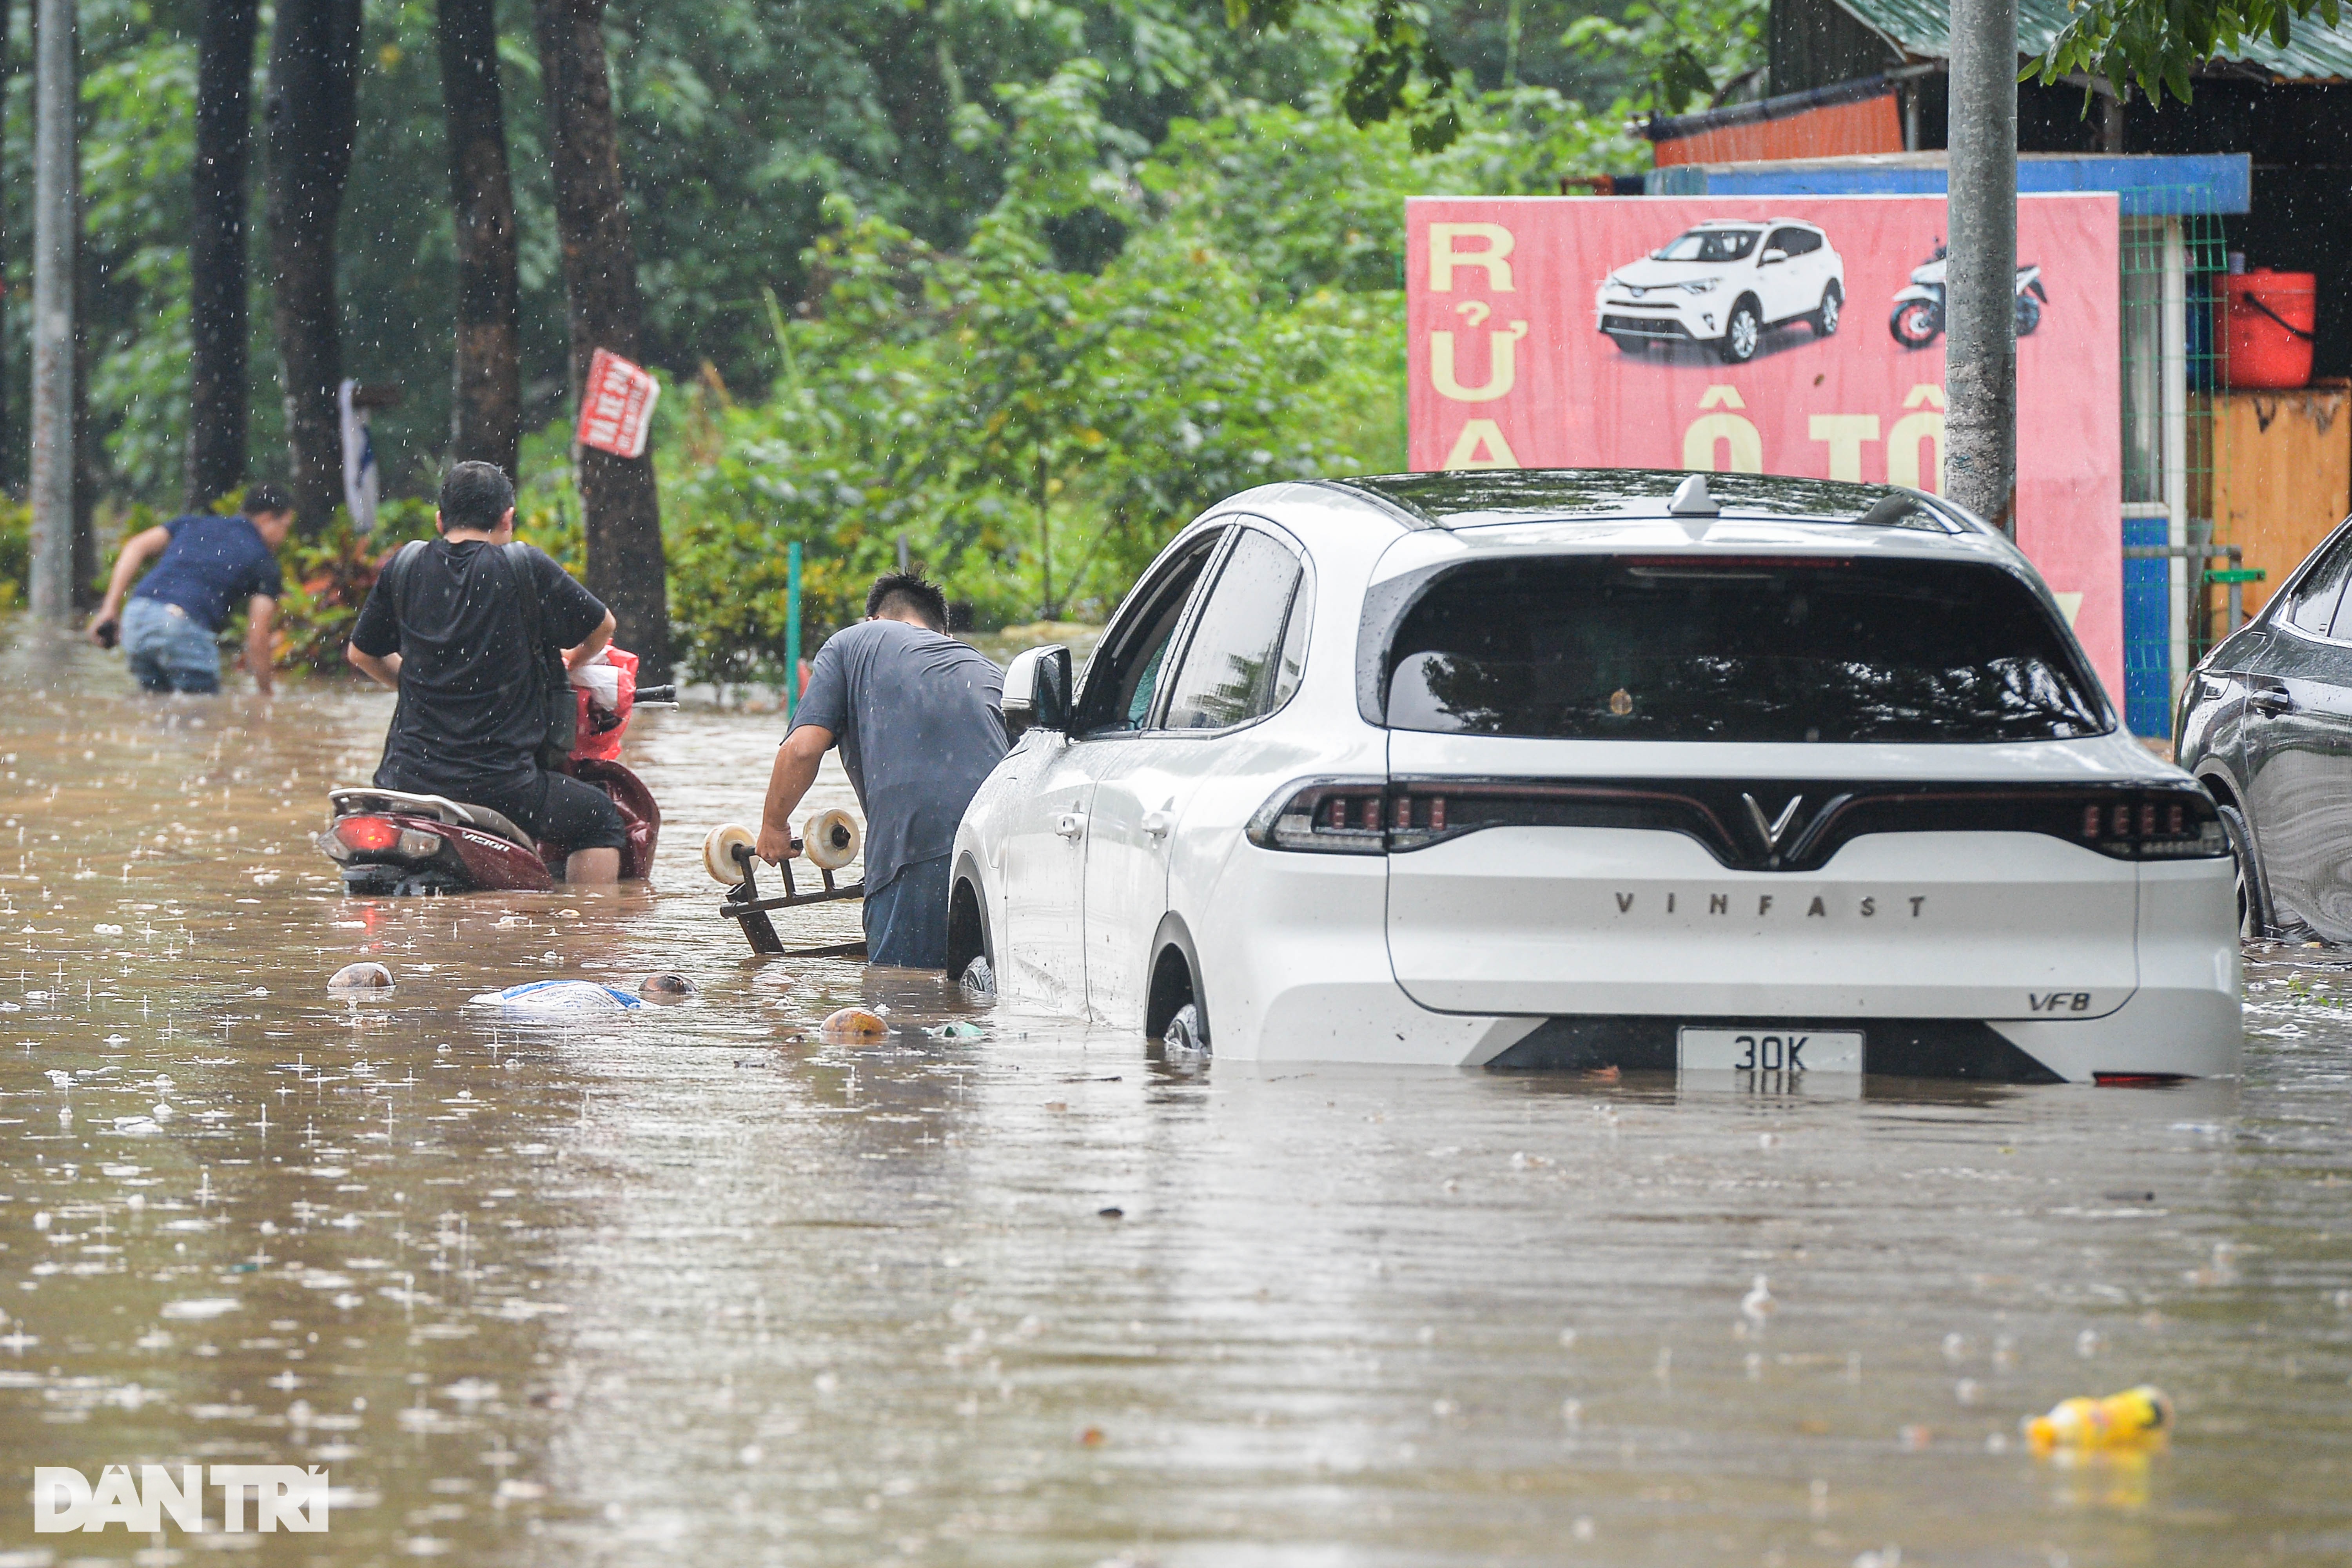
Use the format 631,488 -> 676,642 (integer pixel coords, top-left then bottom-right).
438,0 -> 519,475
187,0 -> 257,511
263,0 -> 360,532
531,0 -> 670,677
73,164 -> 98,610
28,0 -> 78,623
0,0 -> 12,497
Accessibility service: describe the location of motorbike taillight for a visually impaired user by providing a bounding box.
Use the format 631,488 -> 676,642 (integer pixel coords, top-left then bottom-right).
335,816 -> 401,854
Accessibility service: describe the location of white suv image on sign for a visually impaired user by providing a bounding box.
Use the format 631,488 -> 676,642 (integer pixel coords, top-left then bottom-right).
1597,220 -> 1845,363
946,470 -> 2240,1083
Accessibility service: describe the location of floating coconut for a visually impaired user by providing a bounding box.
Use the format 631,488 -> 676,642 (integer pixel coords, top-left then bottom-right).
818,1007 -> 888,1042
326,962 -> 394,992
638,972 -> 698,1004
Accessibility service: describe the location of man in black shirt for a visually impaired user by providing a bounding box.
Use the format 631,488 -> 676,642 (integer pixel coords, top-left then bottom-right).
345,462 -> 630,885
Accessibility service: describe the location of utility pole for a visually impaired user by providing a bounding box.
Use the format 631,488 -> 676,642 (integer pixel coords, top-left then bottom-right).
1945,0 -> 2018,535
29,0 -> 76,623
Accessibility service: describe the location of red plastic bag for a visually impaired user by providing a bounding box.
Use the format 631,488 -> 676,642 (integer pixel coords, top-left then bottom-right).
570,645 -> 639,762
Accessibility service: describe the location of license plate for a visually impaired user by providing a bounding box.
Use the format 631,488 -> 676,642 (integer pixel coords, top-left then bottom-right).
1678,1027 -> 1863,1073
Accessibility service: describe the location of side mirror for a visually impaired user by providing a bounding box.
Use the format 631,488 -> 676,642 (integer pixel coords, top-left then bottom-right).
1001,643 -> 1071,741
1759,249 -> 1787,265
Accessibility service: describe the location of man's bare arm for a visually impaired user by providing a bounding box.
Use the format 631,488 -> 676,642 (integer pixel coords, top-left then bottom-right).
565,609 -> 616,671
756,724 -> 835,863
346,639 -> 400,690
243,595 -> 278,697
87,526 -> 171,641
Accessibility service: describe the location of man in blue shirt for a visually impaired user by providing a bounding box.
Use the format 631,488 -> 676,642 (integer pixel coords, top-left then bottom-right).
88,485 -> 293,695
755,573 -> 1004,968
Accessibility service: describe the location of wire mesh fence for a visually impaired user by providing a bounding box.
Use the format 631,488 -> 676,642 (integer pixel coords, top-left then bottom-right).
2117,201 -> 2234,739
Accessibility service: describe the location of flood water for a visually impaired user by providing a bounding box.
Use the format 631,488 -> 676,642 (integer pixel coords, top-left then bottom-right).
0,632 -> 2348,1567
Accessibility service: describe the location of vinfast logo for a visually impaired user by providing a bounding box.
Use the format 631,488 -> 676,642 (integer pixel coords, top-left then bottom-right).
1741,791 -> 1808,854
33,1465 -> 329,1533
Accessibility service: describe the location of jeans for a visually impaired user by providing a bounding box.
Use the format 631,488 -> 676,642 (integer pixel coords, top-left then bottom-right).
121,597 -> 222,693
863,854 -> 951,969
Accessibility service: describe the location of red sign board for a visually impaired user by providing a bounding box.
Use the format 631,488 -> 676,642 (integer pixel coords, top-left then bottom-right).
576,348 -> 660,459
1405,194 -> 2124,701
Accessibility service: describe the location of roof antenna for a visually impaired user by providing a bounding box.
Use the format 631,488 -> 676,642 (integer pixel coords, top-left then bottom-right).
1668,474 -> 1720,517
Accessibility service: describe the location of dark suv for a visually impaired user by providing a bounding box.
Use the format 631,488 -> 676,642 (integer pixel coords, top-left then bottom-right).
2177,512 -> 2352,940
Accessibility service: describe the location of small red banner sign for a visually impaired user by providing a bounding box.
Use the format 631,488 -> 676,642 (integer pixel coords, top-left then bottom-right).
576,348 -> 660,459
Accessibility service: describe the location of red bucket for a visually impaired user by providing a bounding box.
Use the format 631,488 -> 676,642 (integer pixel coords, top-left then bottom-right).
2221,270 -> 2316,389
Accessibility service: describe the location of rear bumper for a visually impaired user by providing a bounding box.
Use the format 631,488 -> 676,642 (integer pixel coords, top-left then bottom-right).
1478,988 -> 2240,1082
1486,1015 -> 2063,1080
1200,828 -> 2240,1082
1241,978 -> 2238,1082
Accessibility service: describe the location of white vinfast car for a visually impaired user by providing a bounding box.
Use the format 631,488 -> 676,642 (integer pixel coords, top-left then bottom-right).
1597,219 -> 1844,363
946,470 -> 2240,1083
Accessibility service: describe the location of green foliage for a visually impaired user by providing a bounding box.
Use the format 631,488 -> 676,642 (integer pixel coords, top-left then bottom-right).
2,0 -> 1656,518
269,501 -> 439,674
2,0 -> 1361,504
1230,0 -> 1469,150
635,69 -> 1641,685
0,496 -> 26,610
3,0 -> 1679,694
1562,0 -> 1767,115
1339,4 -> 1462,151
2029,0 -> 2340,105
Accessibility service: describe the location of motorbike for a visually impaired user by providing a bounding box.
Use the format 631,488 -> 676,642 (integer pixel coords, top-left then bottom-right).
318,650 -> 675,895
1889,243 -> 2048,348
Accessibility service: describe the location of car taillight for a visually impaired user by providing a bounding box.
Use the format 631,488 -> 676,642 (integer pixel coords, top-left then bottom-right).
1247,780 -> 1388,854
1247,779 -> 2229,863
2076,789 -> 2227,860
336,816 -> 400,853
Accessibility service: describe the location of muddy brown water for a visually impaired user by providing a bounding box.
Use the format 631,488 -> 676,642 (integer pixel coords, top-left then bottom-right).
0,633 -> 2347,1567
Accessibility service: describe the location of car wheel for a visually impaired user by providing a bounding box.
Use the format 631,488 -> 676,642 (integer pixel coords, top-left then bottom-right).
2014,292 -> 2042,337
1813,283 -> 1842,337
1162,1001 -> 1209,1058
1606,331 -> 1645,354
2218,803 -> 2269,940
1889,300 -> 1942,348
1717,299 -> 1762,364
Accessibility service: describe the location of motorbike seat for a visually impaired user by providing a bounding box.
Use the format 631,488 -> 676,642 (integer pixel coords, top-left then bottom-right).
328,787 -> 535,849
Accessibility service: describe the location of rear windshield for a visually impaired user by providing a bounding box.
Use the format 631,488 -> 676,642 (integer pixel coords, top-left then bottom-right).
1385,556 -> 2108,743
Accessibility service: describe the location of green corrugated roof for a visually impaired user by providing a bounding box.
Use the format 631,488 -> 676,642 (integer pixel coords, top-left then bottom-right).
1835,0 -> 2352,80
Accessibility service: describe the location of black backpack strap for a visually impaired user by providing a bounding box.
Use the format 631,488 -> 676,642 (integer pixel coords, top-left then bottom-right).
501,542 -> 578,766
381,539 -> 427,628
501,541 -> 551,661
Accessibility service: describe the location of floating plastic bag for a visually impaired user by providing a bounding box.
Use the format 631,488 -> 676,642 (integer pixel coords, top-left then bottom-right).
468,980 -> 643,1014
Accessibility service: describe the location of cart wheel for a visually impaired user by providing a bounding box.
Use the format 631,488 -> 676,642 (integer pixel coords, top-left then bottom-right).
801,808 -> 863,871
702,823 -> 758,885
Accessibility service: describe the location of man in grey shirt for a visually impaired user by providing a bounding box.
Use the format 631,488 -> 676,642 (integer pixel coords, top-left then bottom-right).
756,572 -> 1005,969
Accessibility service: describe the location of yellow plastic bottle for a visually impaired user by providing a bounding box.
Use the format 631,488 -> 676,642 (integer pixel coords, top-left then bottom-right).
2023,1385 -> 2172,1452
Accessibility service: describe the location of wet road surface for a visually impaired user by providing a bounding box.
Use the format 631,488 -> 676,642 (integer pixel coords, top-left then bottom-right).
0,634 -> 2346,1566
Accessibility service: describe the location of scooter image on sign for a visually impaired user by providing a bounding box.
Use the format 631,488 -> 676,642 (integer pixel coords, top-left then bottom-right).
1890,241 -> 2048,347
